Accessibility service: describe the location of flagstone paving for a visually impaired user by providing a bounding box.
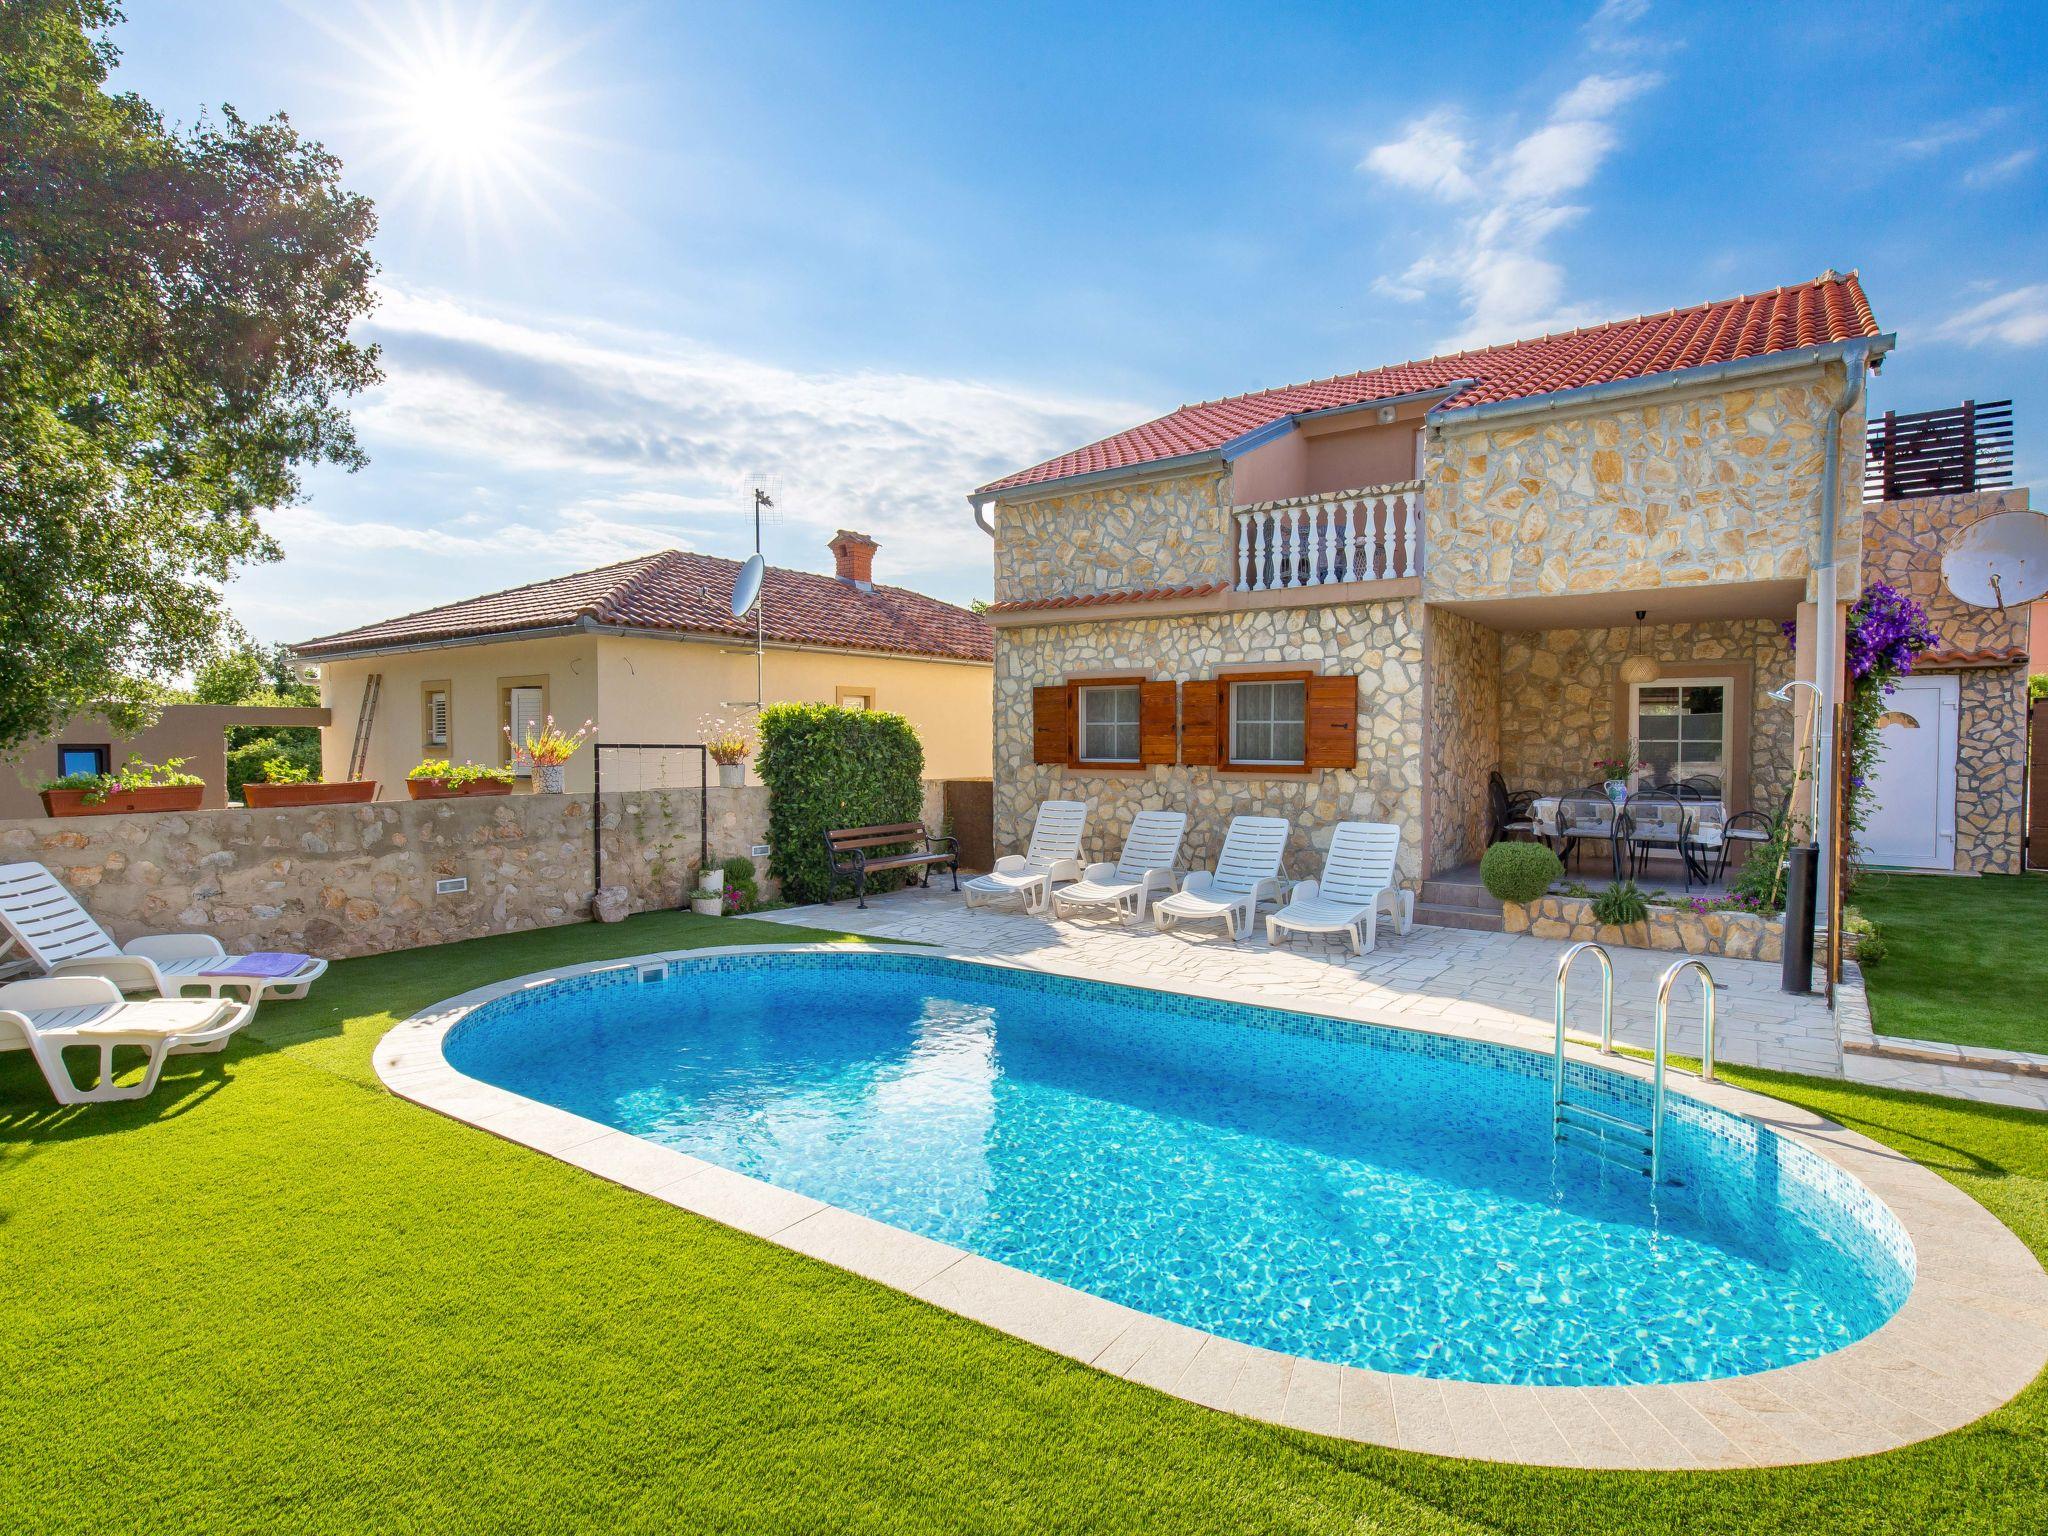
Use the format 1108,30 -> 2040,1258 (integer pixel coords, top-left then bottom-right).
759,884 -> 2048,1110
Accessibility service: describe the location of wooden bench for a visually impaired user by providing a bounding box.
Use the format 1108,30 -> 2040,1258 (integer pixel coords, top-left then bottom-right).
822,822 -> 960,908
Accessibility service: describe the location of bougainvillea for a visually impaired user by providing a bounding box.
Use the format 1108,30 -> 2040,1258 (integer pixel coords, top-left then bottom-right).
1840,582 -> 1941,880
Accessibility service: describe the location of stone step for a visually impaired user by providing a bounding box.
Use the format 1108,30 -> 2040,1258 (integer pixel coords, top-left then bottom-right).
1413,900 -> 1504,933
1419,879 -> 1501,911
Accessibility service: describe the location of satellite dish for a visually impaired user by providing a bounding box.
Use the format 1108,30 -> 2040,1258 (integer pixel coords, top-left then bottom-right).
730,553 -> 765,620
1942,511 -> 2048,610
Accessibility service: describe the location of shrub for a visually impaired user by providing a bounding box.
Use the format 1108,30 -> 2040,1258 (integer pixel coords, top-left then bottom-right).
758,703 -> 925,903
1479,840 -> 1562,904
1843,905 -> 1886,965
720,856 -> 760,914
1591,880 -> 1650,928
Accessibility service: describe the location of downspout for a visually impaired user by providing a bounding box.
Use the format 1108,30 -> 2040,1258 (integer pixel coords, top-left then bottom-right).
970,493 -> 995,538
1810,339 -> 1877,921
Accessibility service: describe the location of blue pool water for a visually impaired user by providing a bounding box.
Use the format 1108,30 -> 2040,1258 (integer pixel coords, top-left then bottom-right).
446,952 -> 1912,1386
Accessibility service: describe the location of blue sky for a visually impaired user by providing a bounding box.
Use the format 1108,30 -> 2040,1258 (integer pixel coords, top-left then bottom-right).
110,0 -> 2048,643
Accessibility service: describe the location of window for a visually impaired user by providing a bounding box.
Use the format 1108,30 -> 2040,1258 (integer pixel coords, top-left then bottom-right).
1631,679 -> 1729,786
1228,678 -> 1307,766
57,744 -> 110,779
1076,683 -> 1141,764
501,680 -> 547,775
836,687 -> 874,710
422,684 -> 449,748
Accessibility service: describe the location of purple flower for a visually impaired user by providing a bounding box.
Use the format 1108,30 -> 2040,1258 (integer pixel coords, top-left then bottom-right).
1843,581 -> 1941,682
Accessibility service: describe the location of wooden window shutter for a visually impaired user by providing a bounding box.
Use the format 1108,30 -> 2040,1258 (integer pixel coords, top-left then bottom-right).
1138,682 -> 1178,766
1032,686 -> 1072,765
1304,675 -> 1359,769
1180,680 -> 1223,766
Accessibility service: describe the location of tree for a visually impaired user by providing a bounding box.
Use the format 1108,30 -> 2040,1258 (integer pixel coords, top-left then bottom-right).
192,628 -> 323,797
0,1 -> 380,752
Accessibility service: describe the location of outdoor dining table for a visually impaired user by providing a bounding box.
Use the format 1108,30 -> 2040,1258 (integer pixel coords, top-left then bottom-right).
1530,795 -> 1732,887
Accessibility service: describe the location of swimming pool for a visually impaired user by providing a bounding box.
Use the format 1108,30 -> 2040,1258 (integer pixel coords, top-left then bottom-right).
445,950 -> 1913,1388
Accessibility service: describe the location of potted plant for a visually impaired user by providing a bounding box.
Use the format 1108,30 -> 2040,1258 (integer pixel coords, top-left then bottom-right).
39,756 -> 205,817
504,715 -> 596,794
405,759 -> 517,800
700,715 -> 753,788
1592,741 -> 1644,803
242,756 -> 378,808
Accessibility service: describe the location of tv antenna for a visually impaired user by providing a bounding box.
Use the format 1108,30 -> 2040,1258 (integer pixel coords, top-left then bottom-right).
723,486 -> 772,711
1941,510 -> 2048,610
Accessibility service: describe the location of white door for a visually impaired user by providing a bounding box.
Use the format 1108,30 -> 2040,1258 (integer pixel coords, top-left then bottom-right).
1861,674 -> 1958,869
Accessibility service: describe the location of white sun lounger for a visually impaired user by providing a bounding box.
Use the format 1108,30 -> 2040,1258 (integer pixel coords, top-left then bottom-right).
1266,821 -> 1412,955
0,861 -> 329,1003
0,975 -> 254,1104
963,800 -> 1089,912
1050,810 -> 1188,924
1152,816 -> 1290,942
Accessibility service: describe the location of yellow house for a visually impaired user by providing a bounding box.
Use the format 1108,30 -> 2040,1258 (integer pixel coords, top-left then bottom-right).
293,531 -> 993,795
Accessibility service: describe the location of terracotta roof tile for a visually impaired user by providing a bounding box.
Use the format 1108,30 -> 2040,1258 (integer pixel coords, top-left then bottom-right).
1915,646 -> 2029,668
979,273 -> 1883,495
985,583 -> 1231,615
295,550 -> 993,663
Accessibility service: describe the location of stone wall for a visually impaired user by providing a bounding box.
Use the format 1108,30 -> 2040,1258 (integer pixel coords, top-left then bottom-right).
1505,893 -> 1785,963
0,788 -> 782,961
992,468 -> 1232,603
1425,374 -> 1861,604
1861,488 -> 2032,654
1497,618 -> 1795,812
1954,666 -> 2028,874
993,601 -> 1425,885
1422,608 -> 1500,873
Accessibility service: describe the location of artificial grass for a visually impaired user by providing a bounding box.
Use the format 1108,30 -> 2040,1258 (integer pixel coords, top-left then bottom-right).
1,909 -> 2044,1535
1854,871 -> 2048,1053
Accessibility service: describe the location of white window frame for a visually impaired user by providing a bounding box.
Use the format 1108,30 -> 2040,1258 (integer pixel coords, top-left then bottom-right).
1629,676 -> 1733,786
1075,683 -> 1142,765
504,684 -> 545,777
1228,678 -> 1308,767
425,688 -> 449,748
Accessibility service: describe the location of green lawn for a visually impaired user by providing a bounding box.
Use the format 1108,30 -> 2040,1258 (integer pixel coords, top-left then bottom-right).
1854,872 -> 2048,1054
4,910 -> 2047,1534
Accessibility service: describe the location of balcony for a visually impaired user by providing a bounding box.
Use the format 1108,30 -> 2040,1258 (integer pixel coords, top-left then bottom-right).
1232,481 -> 1422,593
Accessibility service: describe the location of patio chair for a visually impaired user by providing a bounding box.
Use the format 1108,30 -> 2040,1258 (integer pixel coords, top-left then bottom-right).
0,975 -> 254,1105
1623,792 -> 1692,888
1713,809 -> 1778,884
1152,816 -> 1290,942
1049,810 -> 1187,924
962,800 -> 1088,912
1488,771 -> 1538,844
1556,791 -> 1625,880
1266,821 -> 1411,955
0,861 -> 328,1005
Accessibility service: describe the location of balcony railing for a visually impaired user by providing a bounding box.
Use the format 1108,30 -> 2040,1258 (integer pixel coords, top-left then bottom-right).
1233,481 -> 1422,592
1865,399 -> 2014,501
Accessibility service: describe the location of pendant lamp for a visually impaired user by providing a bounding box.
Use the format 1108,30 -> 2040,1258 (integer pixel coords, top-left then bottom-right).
1619,609 -> 1660,685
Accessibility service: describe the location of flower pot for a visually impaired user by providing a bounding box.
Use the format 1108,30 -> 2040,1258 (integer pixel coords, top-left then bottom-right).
535,763 -> 567,794
717,762 -> 745,788
1602,779 -> 1630,805
243,781 -> 378,808
698,868 -> 725,894
690,894 -> 724,917
40,784 -> 204,818
406,778 -> 515,800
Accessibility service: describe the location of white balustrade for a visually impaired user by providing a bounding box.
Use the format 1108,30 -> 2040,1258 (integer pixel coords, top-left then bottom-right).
1231,481 -> 1423,592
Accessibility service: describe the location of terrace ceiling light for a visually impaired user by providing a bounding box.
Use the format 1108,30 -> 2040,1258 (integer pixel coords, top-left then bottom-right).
1619,610 -> 1660,685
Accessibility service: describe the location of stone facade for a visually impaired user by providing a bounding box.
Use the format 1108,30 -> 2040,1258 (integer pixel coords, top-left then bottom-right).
1505,893 -> 1785,964
994,602 -> 1425,885
993,469 -> 1232,602
1953,666 -> 2028,874
1422,608 -> 1500,873
1425,375 -> 1861,604
1496,619 -> 1795,813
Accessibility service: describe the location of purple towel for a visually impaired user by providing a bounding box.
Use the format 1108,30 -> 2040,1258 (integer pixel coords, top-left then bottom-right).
198,951 -> 313,980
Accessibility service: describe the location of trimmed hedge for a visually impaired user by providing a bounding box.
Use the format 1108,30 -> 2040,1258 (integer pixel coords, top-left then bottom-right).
758,703 -> 926,903
1480,840 -> 1563,903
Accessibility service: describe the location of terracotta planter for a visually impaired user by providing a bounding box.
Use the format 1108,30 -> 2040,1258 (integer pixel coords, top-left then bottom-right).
243,781 -> 379,808
40,784 -> 205,818
406,777 -> 515,800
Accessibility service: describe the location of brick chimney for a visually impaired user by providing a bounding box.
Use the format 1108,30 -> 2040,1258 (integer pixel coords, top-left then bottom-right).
829,529 -> 878,591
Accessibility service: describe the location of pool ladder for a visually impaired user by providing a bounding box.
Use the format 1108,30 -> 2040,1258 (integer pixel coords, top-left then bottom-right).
1550,944 -> 1717,1184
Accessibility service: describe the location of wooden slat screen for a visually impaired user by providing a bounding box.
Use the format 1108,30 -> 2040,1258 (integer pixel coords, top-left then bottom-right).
1865,399 -> 2014,501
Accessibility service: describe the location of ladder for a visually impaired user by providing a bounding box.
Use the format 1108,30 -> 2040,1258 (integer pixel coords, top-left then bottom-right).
1552,946 -> 1719,1184
347,672 -> 382,782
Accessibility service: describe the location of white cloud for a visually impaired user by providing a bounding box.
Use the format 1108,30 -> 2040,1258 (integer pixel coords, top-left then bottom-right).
1964,147 -> 2038,188
1932,284 -> 2048,347
248,283 -> 1146,639
1361,51 -> 1662,349
1896,109 -> 2007,157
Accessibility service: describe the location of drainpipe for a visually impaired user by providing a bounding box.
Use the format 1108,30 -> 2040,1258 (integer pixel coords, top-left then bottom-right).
1810,339 -> 1878,928
970,494 -> 995,538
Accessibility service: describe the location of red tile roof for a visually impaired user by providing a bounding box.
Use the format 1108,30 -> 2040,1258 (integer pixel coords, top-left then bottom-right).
985,582 -> 1232,615
1915,646 -> 2029,669
294,550 -> 993,663
978,273 -> 1883,496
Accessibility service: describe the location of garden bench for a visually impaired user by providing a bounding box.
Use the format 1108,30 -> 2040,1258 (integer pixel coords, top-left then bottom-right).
821,822 -> 959,908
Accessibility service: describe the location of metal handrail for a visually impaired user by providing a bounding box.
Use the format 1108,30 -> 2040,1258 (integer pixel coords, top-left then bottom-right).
1552,941 -> 1614,1120
1652,958 -> 1718,1182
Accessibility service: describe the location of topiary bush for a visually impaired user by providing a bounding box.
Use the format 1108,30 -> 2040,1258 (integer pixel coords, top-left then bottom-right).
720,855 -> 760,915
757,703 -> 926,903
1479,840 -> 1563,904
1590,879 -> 1650,928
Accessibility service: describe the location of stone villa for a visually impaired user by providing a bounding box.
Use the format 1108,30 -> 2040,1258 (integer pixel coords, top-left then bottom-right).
971,272 -> 2033,904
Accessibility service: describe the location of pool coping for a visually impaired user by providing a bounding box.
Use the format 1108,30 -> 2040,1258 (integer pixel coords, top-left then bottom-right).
374,941 -> 2048,1472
